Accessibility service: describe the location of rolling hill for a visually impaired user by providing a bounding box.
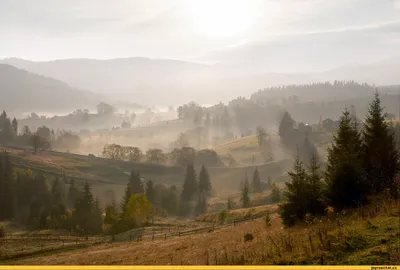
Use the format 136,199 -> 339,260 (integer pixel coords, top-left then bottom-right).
0,64 -> 106,115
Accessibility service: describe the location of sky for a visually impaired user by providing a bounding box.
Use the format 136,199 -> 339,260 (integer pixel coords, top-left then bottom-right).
1,0 -> 400,72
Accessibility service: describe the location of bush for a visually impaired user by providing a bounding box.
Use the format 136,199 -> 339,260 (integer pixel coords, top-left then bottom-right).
244,233 -> 254,242
265,212 -> 272,227
218,209 -> 228,224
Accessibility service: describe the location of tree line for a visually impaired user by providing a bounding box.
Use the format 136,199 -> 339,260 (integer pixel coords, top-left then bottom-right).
103,164 -> 213,234
279,92 -> 400,227
0,159 -> 102,234
102,144 -> 223,167
0,110 -> 81,153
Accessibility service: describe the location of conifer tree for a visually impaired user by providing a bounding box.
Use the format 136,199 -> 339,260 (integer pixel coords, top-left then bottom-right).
179,164 -> 198,216
129,169 -> 144,194
240,174 -> 250,208
73,182 -> 96,234
145,180 -> 155,204
266,176 -> 272,190
305,152 -> 326,216
198,165 -> 212,196
0,152 -> 14,220
362,92 -> 399,196
270,182 -> 281,203
325,109 -> 366,211
227,197 -> 234,210
121,182 -> 132,212
104,199 -> 119,225
252,167 -> 262,193
278,111 -> 296,140
67,179 -> 80,208
11,118 -> 18,135
195,191 -> 207,216
279,154 -> 308,227
181,164 -> 198,202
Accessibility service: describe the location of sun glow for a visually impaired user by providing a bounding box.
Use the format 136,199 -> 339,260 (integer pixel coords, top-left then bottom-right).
187,0 -> 255,38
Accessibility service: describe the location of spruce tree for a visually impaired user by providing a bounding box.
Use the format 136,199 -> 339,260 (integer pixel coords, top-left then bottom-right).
362,92 -> 399,196
73,182 -> 97,234
104,199 -> 118,225
240,174 -> 250,208
198,165 -> 212,196
0,152 -> 14,220
266,176 -> 272,190
129,169 -> 144,194
305,152 -> 325,216
270,182 -> 281,203
181,164 -> 198,202
145,180 -> 155,204
179,164 -> 198,216
121,182 -> 132,212
195,192 -> 207,216
67,179 -> 81,208
252,167 -> 262,193
279,154 -> 308,227
325,109 -> 366,211
278,111 -> 296,141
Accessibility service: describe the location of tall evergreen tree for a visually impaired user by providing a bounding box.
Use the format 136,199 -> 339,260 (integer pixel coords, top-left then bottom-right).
181,164 -> 198,202
0,152 -> 14,220
325,109 -> 366,211
279,154 -> 308,227
104,199 -> 119,225
240,174 -> 250,208
195,191 -> 208,216
270,182 -> 281,203
198,165 -> 212,196
278,111 -> 296,140
129,169 -> 144,194
67,179 -> 80,209
252,167 -> 262,193
11,118 -> 18,135
73,182 -> 100,234
362,92 -> 399,196
121,182 -> 132,212
305,153 -> 326,216
299,136 -> 318,166
145,180 -> 155,204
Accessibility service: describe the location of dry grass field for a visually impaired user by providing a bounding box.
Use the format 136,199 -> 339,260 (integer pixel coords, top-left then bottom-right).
6,197 -> 399,265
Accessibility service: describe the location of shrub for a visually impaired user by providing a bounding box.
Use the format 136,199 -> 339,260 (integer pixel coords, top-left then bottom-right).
244,233 -> 254,242
265,212 -> 272,227
218,209 -> 228,224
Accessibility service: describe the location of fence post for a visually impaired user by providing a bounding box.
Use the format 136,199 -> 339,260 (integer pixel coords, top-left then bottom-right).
152,231 -> 155,241
164,234 -> 167,240
179,232 -> 181,237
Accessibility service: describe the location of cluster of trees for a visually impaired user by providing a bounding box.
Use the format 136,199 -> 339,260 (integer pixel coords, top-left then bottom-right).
251,81 -> 375,105
278,111 -> 318,165
104,164 -> 213,234
103,144 -> 223,167
179,165 -> 212,216
104,169 -> 153,233
0,154 -> 103,233
238,169 -> 282,208
0,110 -> 81,153
279,92 -> 400,227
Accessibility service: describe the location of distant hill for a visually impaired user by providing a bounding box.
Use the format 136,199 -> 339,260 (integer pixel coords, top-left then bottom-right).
0,64 -> 142,116
1,56 -> 400,107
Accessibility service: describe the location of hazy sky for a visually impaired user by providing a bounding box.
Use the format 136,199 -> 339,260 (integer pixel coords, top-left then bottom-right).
1,0 -> 400,72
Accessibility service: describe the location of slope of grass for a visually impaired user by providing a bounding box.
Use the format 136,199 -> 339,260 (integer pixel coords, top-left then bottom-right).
9,198 -> 398,265
0,145 -> 291,201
